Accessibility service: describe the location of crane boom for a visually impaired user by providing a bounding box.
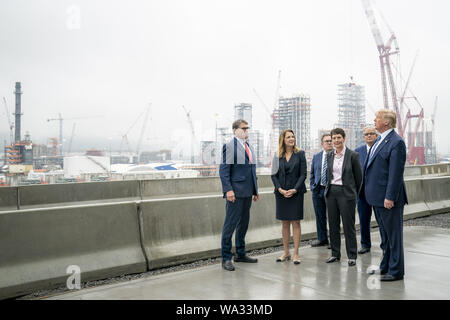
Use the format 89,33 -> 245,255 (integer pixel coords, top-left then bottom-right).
136,104 -> 151,159
2,97 -> 14,144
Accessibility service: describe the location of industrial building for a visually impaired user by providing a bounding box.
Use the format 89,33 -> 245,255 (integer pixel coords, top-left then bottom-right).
274,95 -> 311,153
336,82 -> 366,150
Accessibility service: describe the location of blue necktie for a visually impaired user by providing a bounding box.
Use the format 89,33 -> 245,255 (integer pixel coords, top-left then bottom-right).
368,136 -> 381,162
321,154 -> 327,186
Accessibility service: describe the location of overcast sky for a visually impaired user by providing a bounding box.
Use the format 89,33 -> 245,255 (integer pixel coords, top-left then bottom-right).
1,0 -> 449,157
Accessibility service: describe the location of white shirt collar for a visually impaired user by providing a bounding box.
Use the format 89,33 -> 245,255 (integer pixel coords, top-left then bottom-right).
379,128 -> 394,142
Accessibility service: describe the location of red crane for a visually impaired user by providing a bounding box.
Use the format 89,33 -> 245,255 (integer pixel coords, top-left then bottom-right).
361,0 -> 425,165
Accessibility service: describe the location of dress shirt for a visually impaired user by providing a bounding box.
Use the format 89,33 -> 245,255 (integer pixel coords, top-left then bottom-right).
331,146 -> 346,185
370,128 -> 393,156
236,137 -> 253,159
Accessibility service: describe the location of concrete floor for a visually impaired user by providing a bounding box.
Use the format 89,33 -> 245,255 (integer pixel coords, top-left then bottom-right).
46,226 -> 450,300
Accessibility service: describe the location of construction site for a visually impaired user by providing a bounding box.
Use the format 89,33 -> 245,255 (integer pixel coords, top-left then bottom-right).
0,0 -> 443,187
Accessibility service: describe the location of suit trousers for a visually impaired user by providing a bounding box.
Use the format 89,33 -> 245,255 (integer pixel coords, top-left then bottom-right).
357,196 -> 373,249
221,197 -> 252,261
312,186 -> 328,242
326,185 -> 357,260
373,205 -> 405,278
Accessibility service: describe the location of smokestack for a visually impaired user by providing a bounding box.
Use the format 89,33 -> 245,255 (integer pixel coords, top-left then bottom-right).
14,82 -> 22,143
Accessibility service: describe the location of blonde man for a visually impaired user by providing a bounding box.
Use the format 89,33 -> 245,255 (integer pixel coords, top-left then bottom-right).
362,109 -> 408,281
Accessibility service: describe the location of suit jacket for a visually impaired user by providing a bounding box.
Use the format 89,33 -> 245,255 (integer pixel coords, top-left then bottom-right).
361,130 -> 408,208
310,150 -> 325,192
355,144 -> 368,167
219,137 -> 258,198
325,147 -> 362,200
271,151 -> 307,195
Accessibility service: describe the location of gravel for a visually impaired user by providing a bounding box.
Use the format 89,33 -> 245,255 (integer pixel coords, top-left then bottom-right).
17,211 -> 450,300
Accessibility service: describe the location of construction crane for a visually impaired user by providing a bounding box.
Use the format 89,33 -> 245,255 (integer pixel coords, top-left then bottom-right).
135,103 -> 151,161
2,97 -> 14,145
362,0 -> 427,165
252,70 -> 281,166
182,105 -> 196,164
119,109 -> 146,157
361,0 -> 402,135
47,114 -> 103,156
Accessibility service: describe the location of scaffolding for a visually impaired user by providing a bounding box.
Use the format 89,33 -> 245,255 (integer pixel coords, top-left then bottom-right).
337,83 -> 366,150
274,95 -> 311,152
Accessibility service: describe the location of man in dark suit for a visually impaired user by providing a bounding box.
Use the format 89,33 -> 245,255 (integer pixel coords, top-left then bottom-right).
310,134 -> 333,247
362,109 -> 408,281
324,128 -> 362,266
219,119 -> 259,271
355,126 -> 378,254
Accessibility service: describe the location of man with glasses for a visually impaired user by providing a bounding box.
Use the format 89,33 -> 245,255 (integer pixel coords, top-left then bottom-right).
355,127 -> 378,254
219,119 -> 259,271
310,133 -> 333,248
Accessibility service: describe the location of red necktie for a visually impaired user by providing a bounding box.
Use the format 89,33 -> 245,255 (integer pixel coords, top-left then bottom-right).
245,142 -> 253,163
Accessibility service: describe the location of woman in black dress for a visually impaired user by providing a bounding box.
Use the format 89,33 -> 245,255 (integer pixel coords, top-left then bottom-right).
271,129 -> 307,264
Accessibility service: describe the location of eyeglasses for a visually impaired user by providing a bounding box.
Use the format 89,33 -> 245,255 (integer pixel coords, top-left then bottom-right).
323,140 -> 332,143
239,127 -> 250,131
364,133 -> 377,136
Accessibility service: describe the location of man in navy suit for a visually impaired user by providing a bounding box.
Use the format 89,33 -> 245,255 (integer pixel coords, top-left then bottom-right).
355,126 -> 378,254
362,110 -> 408,281
219,119 -> 259,271
310,133 -> 333,247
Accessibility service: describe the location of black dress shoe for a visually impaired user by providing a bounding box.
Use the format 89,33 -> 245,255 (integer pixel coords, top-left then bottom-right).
367,269 -> 388,275
312,240 -> 329,247
358,247 -> 371,254
380,274 -> 404,282
348,259 -> 356,266
234,255 -> 258,263
326,256 -> 340,263
222,260 -> 235,271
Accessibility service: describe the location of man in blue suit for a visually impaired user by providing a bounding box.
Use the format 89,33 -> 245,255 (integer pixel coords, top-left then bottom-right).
219,119 -> 259,271
310,133 -> 333,247
362,110 -> 408,281
355,126 -> 378,254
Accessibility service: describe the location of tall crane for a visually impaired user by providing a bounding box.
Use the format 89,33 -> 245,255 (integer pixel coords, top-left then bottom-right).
182,105 -> 196,164
119,109 -> 146,156
2,97 -> 14,145
135,103 -> 151,161
362,0 -> 426,165
68,123 -> 76,154
47,114 -> 103,156
361,0 -> 403,136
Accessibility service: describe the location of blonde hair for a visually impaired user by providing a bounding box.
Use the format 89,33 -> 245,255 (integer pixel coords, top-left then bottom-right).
377,109 -> 397,128
278,129 -> 301,158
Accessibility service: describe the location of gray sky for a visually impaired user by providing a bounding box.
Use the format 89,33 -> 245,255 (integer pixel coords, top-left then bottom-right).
1,0 -> 449,157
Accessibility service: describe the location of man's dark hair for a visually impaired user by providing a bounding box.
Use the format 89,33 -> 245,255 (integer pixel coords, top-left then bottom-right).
321,133 -> 331,142
330,128 -> 346,139
232,119 -> 248,130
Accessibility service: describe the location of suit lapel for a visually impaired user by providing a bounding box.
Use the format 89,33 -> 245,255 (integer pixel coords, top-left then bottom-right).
342,148 -> 351,177
367,130 -> 395,169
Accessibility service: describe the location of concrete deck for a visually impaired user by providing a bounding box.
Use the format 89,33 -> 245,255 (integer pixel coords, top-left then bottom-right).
46,226 -> 450,300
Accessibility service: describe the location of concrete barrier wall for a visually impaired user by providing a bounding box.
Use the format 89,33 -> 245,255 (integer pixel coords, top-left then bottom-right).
0,187 -> 18,211
422,176 -> 450,214
0,202 -> 146,299
18,180 -> 140,209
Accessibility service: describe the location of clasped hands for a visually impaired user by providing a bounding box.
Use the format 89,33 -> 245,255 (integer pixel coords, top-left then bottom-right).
278,188 -> 297,198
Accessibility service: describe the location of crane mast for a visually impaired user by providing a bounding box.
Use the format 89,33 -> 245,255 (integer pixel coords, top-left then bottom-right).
361,0 -> 403,136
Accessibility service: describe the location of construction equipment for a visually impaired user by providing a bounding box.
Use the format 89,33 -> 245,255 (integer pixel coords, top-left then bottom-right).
2,97 -> 14,145
47,114 -> 103,156
136,103 -> 151,161
362,0 -> 428,165
182,105 -> 197,164
119,109 -> 146,157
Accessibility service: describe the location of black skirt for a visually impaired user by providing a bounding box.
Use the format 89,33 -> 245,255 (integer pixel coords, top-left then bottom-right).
275,192 -> 304,221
